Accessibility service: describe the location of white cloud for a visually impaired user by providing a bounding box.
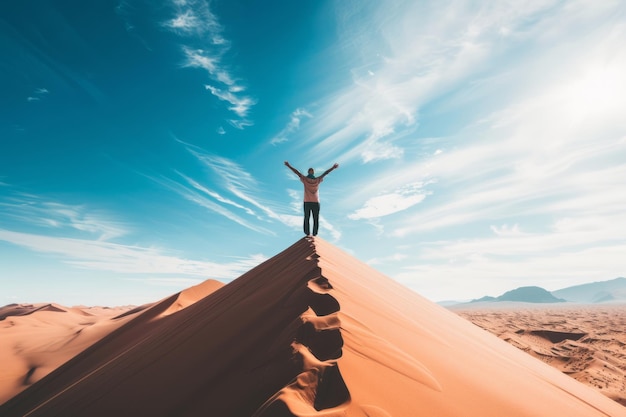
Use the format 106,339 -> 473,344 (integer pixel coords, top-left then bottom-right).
360,141 -> 404,163
367,253 -> 408,266
165,1 -> 256,124
176,171 -> 257,217
152,174 -> 270,234
26,87 -> 49,102
320,216 -> 342,241
172,142 -> 306,233
397,242 -> 626,302
0,193 -> 127,241
295,0 -> 626,174
0,229 -> 266,278
490,224 -> 524,237
420,213 -> 626,262
183,48 -> 236,87
228,119 -> 254,130
163,0 -> 221,41
192,151 -> 283,221
391,207 -> 626,301
270,108 -> 313,145
296,1 -> 540,165
205,84 -> 255,118
349,184 -> 427,220
166,10 -> 201,33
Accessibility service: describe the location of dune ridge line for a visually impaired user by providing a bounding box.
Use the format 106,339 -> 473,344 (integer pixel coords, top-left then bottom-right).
254,261 -> 351,416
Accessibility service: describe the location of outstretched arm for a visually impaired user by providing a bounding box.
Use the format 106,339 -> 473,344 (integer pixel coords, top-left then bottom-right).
284,161 -> 303,178
319,163 -> 339,179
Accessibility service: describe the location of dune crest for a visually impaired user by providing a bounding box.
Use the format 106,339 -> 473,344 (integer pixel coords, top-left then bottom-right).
254,275 -> 348,416
1,238 -> 624,416
0,303 -> 67,320
159,279 -> 224,317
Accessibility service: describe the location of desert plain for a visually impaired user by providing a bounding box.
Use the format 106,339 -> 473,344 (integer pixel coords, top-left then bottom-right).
455,303 -> 626,406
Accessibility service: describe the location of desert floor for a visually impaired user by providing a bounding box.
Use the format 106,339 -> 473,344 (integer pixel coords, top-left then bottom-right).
0,303 -> 143,404
455,303 -> 626,406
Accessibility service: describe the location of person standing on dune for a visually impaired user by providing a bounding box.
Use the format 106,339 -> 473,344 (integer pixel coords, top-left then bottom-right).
285,161 -> 339,237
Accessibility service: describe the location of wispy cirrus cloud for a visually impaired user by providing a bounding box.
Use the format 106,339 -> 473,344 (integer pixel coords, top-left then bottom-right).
0,228 -> 265,278
418,212 -> 626,264
317,0 -> 626,234
390,72 -> 626,238
0,189 -> 267,281
26,87 -> 49,102
0,191 -> 127,241
348,183 -> 429,220
293,1 -> 502,164
204,83 -> 255,119
183,141 -> 328,233
163,0 -> 225,44
397,214 -> 626,301
185,145 -> 285,221
182,47 -> 233,85
164,0 -> 255,127
152,140 -> 301,234
151,173 -> 270,234
176,170 -> 256,217
270,108 -> 313,145
296,1 -> 625,168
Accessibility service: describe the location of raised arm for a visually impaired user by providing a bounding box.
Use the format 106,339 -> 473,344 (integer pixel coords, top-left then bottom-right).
319,163 -> 339,179
284,161 -> 303,178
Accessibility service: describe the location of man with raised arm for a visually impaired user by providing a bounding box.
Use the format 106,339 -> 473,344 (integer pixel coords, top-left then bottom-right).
285,161 -> 339,237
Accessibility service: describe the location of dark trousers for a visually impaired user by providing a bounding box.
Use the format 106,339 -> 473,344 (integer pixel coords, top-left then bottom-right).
303,202 -> 320,236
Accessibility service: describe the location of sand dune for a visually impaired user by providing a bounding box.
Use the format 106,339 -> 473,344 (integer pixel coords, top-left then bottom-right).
0,303 -> 136,405
1,238 -> 624,416
0,279 -> 223,406
456,304 -> 626,406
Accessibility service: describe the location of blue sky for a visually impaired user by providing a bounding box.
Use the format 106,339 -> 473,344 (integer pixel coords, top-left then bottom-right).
1,0 -> 625,306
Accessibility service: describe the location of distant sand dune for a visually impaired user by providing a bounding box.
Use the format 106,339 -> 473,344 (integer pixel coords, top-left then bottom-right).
0,303 -> 67,320
0,279 -> 224,405
1,238 -> 624,416
0,303 -> 136,404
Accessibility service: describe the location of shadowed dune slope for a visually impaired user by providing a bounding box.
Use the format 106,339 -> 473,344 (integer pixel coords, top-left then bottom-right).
1,238 -> 624,417
0,280 -> 223,406
0,304 -> 138,405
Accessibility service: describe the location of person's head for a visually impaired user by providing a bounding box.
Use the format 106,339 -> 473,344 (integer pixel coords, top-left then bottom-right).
307,168 -> 314,175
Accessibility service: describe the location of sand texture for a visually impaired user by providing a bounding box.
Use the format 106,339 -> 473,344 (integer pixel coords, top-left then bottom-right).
1,238 -> 624,416
456,304 -> 626,406
0,279 -> 223,405
0,303 -> 140,405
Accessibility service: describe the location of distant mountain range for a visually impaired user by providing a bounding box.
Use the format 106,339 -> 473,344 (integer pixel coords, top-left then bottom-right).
472,286 -> 566,304
446,277 -> 626,306
552,277 -> 626,303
